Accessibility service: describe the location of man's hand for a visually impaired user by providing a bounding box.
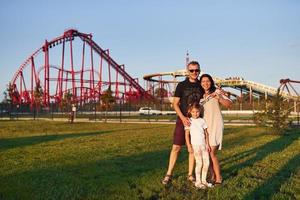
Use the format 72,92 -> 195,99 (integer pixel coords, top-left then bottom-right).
181,117 -> 191,127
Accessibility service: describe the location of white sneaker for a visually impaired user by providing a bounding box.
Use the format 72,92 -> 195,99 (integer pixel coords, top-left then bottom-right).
205,182 -> 214,188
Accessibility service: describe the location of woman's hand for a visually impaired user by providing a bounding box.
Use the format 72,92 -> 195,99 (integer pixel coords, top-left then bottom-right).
213,88 -> 225,100
187,145 -> 194,153
206,144 -> 211,152
214,88 -> 233,108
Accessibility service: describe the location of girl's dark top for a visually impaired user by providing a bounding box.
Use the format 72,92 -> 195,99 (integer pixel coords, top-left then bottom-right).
174,78 -> 203,116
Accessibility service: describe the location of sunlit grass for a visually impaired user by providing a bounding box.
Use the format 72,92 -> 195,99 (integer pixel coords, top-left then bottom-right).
0,121 -> 299,199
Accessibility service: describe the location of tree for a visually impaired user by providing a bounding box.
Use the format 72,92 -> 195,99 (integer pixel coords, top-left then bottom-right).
6,83 -> 19,104
2,83 -> 16,115
2,90 -> 10,104
31,82 -> 44,119
101,86 -> 115,122
154,88 -> 168,98
61,91 -> 73,112
34,82 -> 43,108
254,90 -> 291,134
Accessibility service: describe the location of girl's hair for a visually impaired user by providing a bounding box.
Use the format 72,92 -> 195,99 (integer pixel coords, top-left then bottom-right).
199,74 -> 216,97
187,103 -> 203,118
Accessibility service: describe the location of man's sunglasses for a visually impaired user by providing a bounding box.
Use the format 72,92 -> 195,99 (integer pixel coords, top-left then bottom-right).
189,69 -> 200,73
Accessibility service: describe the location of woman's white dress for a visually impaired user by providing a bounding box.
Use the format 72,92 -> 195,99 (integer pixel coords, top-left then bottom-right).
201,96 -> 224,150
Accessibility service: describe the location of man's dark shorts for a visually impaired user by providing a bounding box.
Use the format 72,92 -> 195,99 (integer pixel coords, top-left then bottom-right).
173,117 -> 186,145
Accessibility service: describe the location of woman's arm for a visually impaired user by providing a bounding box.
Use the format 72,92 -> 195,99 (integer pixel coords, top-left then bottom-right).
204,128 -> 211,152
214,88 -> 233,109
218,95 -> 233,108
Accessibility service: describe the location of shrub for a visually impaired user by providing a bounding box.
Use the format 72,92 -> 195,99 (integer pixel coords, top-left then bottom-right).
254,90 -> 291,134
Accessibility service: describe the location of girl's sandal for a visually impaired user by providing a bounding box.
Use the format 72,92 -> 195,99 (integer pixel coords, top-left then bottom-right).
203,182 -> 214,188
187,174 -> 196,183
195,182 -> 206,189
162,174 -> 172,185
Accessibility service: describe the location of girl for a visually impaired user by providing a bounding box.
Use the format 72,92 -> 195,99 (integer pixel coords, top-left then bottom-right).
185,103 -> 212,189
199,74 -> 232,185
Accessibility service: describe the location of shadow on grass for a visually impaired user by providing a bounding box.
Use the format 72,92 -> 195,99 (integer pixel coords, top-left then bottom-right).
220,127 -> 266,166
223,130 -> 264,151
221,129 -> 269,166
0,148 -> 172,199
0,130 -> 117,152
223,131 -> 300,180
0,125 -> 168,152
244,153 -> 300,200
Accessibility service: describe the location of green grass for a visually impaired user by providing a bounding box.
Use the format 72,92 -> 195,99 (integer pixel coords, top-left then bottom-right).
0,121 -> 299,199
3,112 -> 256,121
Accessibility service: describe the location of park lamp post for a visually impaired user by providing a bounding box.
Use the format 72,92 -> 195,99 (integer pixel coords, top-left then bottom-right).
16,104 -> 19,120
50,100 -> 54,120
119,93 -> 125,122
94,100 -> 97,121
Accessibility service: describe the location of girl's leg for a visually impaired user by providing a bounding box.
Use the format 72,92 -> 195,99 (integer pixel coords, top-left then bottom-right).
201,149 -> 210,184
209,145 -> 222,183
193,146 -> 203,184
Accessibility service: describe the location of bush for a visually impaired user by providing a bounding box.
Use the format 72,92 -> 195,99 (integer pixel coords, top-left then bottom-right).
254,90 -> 291,134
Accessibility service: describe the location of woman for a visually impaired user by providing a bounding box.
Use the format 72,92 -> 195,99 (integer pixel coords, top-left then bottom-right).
199,74 -> 232,185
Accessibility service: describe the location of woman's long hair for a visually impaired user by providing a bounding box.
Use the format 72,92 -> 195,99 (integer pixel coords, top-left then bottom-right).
199,74 -> 216,98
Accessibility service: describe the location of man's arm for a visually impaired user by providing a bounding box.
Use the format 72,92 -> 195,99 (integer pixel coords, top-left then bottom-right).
185,129 -> 193,153
173,97 -> 190,126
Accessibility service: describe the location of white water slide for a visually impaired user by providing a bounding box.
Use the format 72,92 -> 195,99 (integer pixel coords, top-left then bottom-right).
143,70 -> 298,101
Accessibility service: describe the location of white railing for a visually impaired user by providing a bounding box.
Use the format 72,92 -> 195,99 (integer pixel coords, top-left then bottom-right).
214,77 -> 298,100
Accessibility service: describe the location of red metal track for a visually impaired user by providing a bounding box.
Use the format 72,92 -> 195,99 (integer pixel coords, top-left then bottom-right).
9,29 -> 148,108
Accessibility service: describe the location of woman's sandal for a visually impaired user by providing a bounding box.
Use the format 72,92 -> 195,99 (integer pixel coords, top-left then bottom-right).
214,182 -> 222,186
214,179 -> 223,186
208,175 -> 215,184
162,174 -> 172,185
187,174 -> 196,183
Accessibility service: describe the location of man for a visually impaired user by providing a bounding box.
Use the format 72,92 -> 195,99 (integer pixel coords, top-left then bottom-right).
162,61 -> 203,185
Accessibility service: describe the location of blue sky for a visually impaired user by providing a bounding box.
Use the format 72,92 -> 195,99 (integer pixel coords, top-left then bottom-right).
0,0 -> 299,100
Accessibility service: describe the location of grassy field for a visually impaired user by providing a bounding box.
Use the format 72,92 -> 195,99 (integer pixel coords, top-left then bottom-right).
0,121 -> 299,200
3,112 -> 255,121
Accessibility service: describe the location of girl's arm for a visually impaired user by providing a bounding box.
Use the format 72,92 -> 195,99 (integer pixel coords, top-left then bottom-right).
185,129 -> 193,153
204,128 -> 211,152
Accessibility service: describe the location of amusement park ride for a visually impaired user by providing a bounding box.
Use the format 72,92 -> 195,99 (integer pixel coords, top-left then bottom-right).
9,29 -> 148,109
8,29 -> 300,112
143,68 -> 299,102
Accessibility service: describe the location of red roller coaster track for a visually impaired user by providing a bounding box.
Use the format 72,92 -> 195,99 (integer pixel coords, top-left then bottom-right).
9,29 -> 148,108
